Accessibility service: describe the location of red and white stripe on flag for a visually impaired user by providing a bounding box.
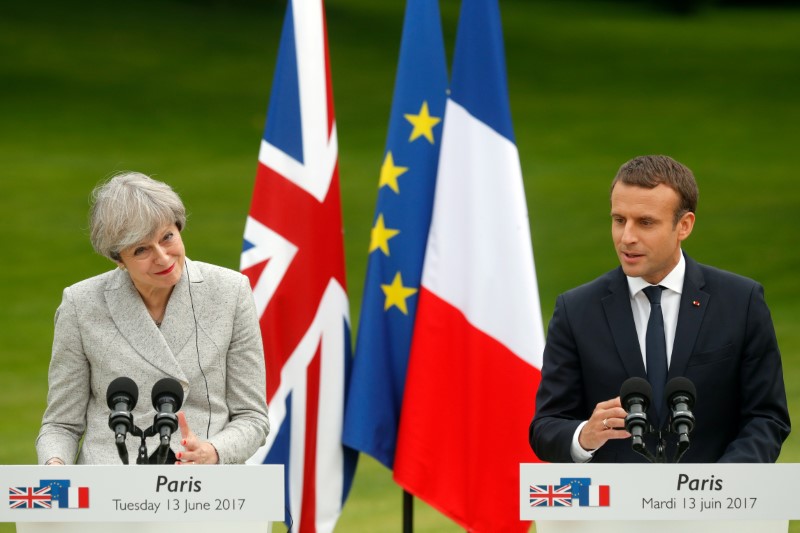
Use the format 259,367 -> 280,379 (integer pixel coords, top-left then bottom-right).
68,487 -> 89,509
391,4 -> 544,529
241,0 -> 355,531
590,485 -> 611,507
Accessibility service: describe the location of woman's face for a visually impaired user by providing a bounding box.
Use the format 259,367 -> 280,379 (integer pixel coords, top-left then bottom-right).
117,223 -> 186,295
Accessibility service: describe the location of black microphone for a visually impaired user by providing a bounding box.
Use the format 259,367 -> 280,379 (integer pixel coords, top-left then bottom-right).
665,376 -> 696,462
620,377 -> 657,462
106,377 -> 138,465
151,377 -> 184,463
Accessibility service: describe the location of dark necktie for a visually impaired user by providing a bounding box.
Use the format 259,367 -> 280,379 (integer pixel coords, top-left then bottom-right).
643,285 -> 668,423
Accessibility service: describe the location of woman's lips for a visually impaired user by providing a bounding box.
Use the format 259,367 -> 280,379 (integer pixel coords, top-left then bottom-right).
155,264 -> 175,276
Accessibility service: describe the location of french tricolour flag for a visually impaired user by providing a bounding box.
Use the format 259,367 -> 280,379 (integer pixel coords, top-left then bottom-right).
393,0 -> 545,531
588,485 -> 611,507
67,487 -> 90,509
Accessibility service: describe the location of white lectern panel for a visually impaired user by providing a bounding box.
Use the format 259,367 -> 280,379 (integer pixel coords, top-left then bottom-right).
1,465 -> 283,527
520,463 -> 794,533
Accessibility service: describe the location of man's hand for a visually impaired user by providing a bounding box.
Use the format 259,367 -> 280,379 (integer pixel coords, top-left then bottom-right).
175,411 -> 220,465
578,397 -> 631,451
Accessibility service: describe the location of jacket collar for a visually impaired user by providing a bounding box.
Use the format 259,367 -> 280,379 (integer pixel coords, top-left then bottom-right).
602,267 -> 647,379
668,253 -> 709,379
104,258 -> 205,385
600,252 -> 709,382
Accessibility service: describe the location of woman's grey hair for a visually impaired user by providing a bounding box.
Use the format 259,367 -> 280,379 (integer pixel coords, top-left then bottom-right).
89,172 -> 187,261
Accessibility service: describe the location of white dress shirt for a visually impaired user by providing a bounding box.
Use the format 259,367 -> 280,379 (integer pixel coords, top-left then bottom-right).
570,253 -> 686,462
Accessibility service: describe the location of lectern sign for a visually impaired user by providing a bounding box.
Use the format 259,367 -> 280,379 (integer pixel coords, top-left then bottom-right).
521,463 -> 800,520
0,465 -> 283,523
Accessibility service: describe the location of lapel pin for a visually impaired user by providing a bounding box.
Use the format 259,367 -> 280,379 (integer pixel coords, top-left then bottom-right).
692,300 -> 701,307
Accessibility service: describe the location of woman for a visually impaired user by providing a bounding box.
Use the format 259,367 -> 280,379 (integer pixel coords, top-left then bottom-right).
36,172 -> 268,465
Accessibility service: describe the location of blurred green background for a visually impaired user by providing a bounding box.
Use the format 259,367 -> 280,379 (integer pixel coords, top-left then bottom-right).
1,0 -> 798,531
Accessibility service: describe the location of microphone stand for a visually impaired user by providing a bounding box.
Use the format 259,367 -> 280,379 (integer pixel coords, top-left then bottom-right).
627,408 -> 691,462
109,407 -> 135,465
154,428 -> 172,465
116,423 -> 174,465
655,435 -> 667,463
153,411 -> 179,465
670,408 -> 695,463
114,433 -> 130,465
631,433 -> 658,462
131,425 -> 149,465
631,428 -> 690,463
674,437 -> 690,463
139,425 -> 171,465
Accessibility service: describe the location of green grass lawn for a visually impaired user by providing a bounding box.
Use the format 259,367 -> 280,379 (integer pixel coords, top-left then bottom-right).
1,0 -> 798,531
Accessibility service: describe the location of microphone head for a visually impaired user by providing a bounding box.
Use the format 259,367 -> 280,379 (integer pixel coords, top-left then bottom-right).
106,377 -> 138,410
620,377 -> 652,409
151,377 -> 185,410
665,376 -> 696,407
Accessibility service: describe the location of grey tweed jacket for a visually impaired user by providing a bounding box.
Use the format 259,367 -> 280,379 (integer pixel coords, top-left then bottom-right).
36,258 -> 269,465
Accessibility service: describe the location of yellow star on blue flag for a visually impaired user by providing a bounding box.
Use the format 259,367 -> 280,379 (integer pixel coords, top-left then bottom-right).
342,0 -> 448,470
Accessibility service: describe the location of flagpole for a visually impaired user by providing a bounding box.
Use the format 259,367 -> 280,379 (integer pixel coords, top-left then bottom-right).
403,490 -> 414,533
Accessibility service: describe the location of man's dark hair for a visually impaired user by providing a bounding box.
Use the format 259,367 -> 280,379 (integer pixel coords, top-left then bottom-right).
611,155 -> 699,225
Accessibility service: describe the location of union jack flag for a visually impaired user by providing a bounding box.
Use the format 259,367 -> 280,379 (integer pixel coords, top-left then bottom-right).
9,487 -> 51,509
529,484 -> 573,507
241,0 -> 356,531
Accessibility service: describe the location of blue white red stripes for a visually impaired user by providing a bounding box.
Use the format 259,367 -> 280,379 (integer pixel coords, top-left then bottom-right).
393,0 -> 544,530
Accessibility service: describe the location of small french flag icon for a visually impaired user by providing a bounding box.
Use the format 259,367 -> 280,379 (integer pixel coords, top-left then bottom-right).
67,487 -> 89,509
589,485 -> 610,507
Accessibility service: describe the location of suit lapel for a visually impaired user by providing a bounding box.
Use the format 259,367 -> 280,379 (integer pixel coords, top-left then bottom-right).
668,255 -> 709,379
105,267 -> 186,382
602,268 -> 647,379
159,259 -> 202,372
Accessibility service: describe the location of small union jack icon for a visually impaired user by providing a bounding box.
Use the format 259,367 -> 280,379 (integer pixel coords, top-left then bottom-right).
9,486 -> 52,509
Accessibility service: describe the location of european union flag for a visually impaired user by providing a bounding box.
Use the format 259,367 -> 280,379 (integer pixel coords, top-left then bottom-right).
560,477 -> 592,506
342,0 -> 448,469
39,479 -> 70,509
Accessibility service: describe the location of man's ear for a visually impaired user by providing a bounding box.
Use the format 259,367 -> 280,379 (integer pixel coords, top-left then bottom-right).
677,211 -> 695,242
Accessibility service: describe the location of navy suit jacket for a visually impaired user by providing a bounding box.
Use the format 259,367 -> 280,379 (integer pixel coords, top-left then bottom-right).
530,254 -> 790,463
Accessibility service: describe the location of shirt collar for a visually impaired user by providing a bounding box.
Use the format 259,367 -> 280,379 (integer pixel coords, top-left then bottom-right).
627,252 -> 685,298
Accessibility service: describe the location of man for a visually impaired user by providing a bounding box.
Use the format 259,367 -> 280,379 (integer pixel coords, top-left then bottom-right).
530,155 -> 790,463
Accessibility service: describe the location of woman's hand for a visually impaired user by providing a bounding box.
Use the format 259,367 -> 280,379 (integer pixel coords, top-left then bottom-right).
175,411 -> 219,465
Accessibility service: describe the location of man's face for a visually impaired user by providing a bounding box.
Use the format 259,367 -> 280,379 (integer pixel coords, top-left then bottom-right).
610,182 -> 694,284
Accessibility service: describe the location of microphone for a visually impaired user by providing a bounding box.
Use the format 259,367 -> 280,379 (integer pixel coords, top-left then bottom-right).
151,377 -> 184,463
665,376 -> 696,462
620,377 -> 656,462
106,377 -> 139,465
